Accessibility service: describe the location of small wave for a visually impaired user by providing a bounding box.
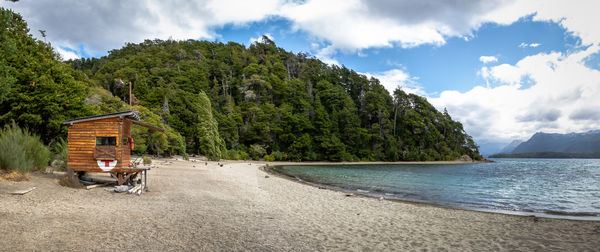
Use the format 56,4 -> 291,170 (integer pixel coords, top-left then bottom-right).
542,210 -> 600,217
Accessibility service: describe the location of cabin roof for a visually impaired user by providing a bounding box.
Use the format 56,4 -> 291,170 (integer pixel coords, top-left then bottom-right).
131,120 -> 166,133
62,110 -> 166,133
62,111 -> 140,125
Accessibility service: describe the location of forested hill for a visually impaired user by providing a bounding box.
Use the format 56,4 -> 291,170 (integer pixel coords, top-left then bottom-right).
1,8 -> 481,161
70,37 -> 482,161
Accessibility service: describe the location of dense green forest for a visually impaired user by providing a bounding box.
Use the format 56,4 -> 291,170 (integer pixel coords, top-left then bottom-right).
1,8 -> 481,162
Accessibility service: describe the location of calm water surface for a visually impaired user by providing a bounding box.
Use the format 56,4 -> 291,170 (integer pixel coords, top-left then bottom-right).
273,159 -> 600,220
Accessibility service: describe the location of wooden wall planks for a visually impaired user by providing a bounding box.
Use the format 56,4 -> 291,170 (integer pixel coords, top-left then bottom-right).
66,117 -> 130,173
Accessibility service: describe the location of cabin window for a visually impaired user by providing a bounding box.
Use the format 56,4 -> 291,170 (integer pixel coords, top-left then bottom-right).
96,136 -> 116,146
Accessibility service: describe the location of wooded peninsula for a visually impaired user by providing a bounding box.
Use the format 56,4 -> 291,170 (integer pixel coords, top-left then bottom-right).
0,8 -> 481,162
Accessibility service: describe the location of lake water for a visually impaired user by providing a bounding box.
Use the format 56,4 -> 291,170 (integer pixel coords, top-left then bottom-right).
272,159 -> 600,220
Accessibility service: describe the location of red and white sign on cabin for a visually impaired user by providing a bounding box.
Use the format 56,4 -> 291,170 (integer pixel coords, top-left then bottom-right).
97,160 -> 118,171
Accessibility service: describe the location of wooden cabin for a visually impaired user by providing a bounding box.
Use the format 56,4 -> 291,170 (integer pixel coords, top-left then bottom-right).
62,111 -> 165,184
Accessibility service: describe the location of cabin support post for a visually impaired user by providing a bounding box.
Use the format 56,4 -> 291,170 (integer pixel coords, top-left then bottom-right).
65,166 -> 81,187
118,173 -> 123,186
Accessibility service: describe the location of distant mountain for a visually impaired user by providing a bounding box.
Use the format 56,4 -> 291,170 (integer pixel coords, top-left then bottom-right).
489,130 -> 600,158
489,152 -> 600,158
499,140 -> 523,154
511,130 -> 600,154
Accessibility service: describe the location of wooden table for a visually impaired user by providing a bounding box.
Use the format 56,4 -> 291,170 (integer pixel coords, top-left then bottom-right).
120,166 -> 151,192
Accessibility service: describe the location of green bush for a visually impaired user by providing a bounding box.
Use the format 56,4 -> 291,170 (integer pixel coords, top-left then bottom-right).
143,156 -> 152,165
263,154 -> 275,162
271,151 -> 286,161
249,144 -> 266,160
50,138 -> 68,171
241,150 -> 252,160
225,149 -> 250,160
239,151 -> 250,160
0,123 -> 51,173
224,149 -> 235,160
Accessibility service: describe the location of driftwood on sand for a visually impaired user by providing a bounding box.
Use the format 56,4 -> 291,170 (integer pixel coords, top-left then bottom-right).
85,183 -> 111,190
10,187 -> 36,195
127,184 -> 141,194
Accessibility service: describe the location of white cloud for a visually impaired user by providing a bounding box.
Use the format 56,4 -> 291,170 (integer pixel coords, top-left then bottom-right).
279,0 -> 449,51
314,45 -> 341,66
4,0 -> 600,59
0,0 -> 516,57
479,56 -> 498,64
277,0 -> 600,59
482,0 -> 600,46
249,33 -> 275,45
55,47 -> 80,61
206,0 -> 282,24
519,42 -> 541,48
430,45 -> 600,146
425,0 -> 600,151
479,63 -> 523,85
362,69 -> 424,95
1,0 -> 284,56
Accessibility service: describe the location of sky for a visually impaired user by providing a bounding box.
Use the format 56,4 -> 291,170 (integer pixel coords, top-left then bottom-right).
2,0 -> 600,155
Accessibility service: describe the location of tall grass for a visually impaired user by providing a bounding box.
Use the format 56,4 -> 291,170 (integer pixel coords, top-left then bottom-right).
50,137 -> 68,171
0,123 -> 51,173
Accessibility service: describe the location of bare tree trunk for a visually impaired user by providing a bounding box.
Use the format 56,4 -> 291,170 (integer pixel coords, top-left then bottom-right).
393,105 -> 398,136
221,74 -> 227,99
286,61 -> 292,80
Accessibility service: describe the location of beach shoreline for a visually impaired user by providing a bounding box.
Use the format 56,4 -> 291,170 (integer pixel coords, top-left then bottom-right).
1,158 -> 598,251
245,159 -> 492,166
262,163 -> 600,221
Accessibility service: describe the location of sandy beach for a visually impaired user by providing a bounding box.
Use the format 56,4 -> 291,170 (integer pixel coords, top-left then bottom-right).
1,158 -> 599,251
